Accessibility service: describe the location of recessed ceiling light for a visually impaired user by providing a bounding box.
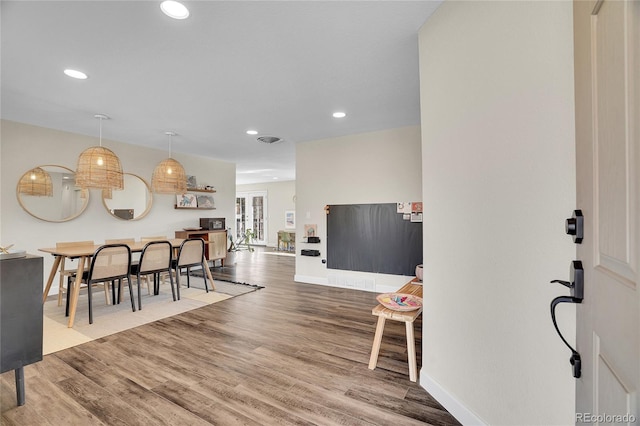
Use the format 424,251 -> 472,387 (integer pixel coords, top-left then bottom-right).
160,1 -> 189,19
246,130 -> 258,135
64,69 -> 88,79
332,112 -> 347,118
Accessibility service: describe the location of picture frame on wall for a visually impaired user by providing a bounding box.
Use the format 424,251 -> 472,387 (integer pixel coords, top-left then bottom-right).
285,210 -> 296,229
196,195 -> 214,208
304,224 -> 317,237
176,193 -> 197,208
186,175 -> 197,189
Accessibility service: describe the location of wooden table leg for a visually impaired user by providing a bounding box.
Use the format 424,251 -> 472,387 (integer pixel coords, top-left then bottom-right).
368,316 -> 386,370
42,256 -> 62,303
203,260 -> 216,291
67,256 -> 87,328
405,320 -> 417,382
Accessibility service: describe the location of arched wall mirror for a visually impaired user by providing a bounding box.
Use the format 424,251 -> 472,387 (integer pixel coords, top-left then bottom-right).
102,173 -> 153,220
16,165 -> 90,223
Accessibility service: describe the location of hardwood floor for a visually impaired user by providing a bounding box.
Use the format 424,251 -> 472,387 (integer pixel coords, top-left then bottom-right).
1,248 -> 459,425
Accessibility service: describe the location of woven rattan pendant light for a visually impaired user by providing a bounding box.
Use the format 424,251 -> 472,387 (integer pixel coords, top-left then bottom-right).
151,131 -> 187,194
18,167 -> 53,196
75,114 -> 124,190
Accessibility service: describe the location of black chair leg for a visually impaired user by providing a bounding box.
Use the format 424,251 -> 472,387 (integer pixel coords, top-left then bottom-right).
137,273 -> 143,310
65,277 -> 72,317
169,270 -> 177,301
87,280 -> 93,324
202,270 -> 208,293
202,257 -> 209,293
111,280 -> 117,305
126,277 -> 136,312
186,267 -> 191,288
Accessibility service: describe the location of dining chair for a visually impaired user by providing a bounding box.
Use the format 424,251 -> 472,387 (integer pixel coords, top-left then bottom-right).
279,231 -> 292,252
104,238 -> 141,303
140,236 -> 170,287
55,240 -> 106,306
132,240 -> 178,309
105,238 -> 136,244
140,236 -> 167,243
172,238 -> 208,292
68,244 -> 134,324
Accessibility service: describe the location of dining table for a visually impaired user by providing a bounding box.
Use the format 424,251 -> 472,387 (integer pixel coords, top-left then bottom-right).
39,239 -> 216,328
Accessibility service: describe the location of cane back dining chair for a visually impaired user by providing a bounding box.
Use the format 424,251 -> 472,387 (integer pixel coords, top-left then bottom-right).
104,238 -> 136,244
105,237 -> 164,298
133,240 -> 178,309
55,240 -> 99,306
278,231 -> 292,252
140,236 -> 167,243
67,244 -> 135,324
172,238 -> 209,292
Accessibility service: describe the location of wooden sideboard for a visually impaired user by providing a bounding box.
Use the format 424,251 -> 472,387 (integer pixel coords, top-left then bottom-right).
0,255 -> 44,406
174,229 -> 227,266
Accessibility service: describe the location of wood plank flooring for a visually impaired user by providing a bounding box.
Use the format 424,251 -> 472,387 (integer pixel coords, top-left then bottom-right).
1,249 -> 459,425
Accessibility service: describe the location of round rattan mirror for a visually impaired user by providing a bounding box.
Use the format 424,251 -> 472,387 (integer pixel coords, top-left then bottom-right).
102,173 -> 153,220
16,165 -> 90,222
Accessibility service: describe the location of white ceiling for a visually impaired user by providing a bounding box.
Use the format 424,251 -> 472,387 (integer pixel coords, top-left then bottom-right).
1,1 -> 441,184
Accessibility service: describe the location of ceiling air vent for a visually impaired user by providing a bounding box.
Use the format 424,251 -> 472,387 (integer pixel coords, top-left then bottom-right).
257,136 -> 283,144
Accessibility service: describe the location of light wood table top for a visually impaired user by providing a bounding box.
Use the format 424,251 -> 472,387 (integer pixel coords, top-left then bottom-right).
38,239 -> 185,258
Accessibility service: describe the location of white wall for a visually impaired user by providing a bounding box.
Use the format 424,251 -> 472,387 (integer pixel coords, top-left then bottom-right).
1,120 -> 236,294
236,180 -> 296,247
418,2 -> 576,425
295,126 -> 422,293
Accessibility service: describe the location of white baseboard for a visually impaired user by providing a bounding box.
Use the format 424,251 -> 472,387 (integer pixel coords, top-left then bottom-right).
293,275 -> 399,293
420,370 -> 486,426
294,274 -> 328,286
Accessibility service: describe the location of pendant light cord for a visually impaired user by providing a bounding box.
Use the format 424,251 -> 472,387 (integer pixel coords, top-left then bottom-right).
94,113 -> 109,147
166,131 -> 176,157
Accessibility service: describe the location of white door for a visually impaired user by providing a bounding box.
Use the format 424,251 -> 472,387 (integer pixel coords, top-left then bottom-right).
574,0 -> 639,422
236,191 -> 267,245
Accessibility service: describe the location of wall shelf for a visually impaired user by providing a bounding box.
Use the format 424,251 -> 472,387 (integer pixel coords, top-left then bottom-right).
185,188 -> 216,193
175,188 -> 216,209
175,206 -> 216,210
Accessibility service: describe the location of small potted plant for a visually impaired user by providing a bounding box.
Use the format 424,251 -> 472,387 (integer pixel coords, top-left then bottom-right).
244,229 -> 256,252
227,229 -> 256,263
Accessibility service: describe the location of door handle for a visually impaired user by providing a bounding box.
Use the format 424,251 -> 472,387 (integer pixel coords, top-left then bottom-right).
551,260 -> 584,302
550,260 -> 584,378
550,295 -> 582,378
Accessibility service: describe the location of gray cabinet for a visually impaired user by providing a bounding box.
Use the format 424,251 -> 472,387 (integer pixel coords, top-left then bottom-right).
0,254 -> 43,406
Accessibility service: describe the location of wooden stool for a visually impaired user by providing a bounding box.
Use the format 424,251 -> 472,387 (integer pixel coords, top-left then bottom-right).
368,281 -> 423,382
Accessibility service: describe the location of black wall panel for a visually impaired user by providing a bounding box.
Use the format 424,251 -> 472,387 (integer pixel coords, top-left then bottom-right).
326,203 -> 422,276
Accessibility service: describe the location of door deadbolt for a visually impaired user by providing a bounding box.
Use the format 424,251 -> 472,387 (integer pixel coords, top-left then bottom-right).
565,210 -> 584,244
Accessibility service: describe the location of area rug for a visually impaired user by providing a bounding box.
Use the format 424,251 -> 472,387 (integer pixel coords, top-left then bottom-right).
188,271 -> 265,294
43,279 -> 262,355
